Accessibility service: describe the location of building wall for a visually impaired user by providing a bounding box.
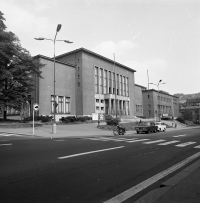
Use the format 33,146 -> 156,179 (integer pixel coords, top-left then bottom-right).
34,57 -> 76,120
142,89 -> 179,118
56,49 -> 136,116
135,85 -> 146,117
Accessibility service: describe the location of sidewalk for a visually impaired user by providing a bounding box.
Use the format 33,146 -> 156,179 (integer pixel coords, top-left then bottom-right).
0,122 -> 199,138
135,158 -> 200,203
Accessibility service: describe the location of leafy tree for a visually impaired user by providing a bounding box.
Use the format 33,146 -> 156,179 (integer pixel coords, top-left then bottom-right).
0,11 -> 44,121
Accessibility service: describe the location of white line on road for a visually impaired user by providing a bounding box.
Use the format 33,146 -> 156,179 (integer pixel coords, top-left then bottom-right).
173,134 -> 187,137
158,140 -> 180,145
104,151 -> 200,203
175,142 -> 196,147
58,146 -> 125,159
127,139 -> 149,143
194,145 -> 200,149
143,140 -> 166,144
0,143 -> 12,146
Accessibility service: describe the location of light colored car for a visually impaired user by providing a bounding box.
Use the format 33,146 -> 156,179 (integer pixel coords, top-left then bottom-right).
154,122 -> 166,132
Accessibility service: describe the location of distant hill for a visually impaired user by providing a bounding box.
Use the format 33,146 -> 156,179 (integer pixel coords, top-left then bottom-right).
174,93 -> 200,103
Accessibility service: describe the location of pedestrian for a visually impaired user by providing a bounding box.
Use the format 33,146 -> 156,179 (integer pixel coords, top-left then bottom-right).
175,123 -> 177,128
98,119 -> 100,126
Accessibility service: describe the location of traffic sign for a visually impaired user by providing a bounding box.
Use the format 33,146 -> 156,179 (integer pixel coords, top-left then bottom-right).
33,103 -> 39,111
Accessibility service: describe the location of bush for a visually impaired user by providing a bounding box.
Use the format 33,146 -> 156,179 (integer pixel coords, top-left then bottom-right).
60,116 -> 91,123
176,117 -> 185,124
27,115 -> 53,122
106,118 -> 120,126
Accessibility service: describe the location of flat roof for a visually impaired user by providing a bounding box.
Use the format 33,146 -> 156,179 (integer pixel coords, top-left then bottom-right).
135,84 -> 147,89
142,89 -> 179,98
33,54 -> 76,68
55,47 -> 136,73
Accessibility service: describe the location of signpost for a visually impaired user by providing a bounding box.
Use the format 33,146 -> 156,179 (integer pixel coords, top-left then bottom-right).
33,103 -> 39,135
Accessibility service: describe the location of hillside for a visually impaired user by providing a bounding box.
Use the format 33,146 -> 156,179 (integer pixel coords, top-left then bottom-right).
174,93 -> 200,103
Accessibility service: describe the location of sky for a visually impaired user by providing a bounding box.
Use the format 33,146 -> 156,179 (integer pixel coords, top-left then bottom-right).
1,0 -> 200,95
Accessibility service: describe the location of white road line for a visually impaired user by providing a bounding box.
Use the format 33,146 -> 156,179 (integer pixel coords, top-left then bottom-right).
0,133 -> 16,136
97,138 -> 125,142
176,142 -> 196,147
194,145 -> 200,149
104,151 -> 200,203
173,134 -> 187,137
58,146 -> 125,159
143,140 -> 166,144
127,139 -> 150,143
158,140 -> 180,145
0,143 -> 12,146
84,138 -> 109,141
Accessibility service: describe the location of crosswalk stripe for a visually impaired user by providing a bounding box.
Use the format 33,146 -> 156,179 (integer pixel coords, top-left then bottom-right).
176,142 -> 196,147
98,138 -> 125,142
143,140 -> 166,144
0,133 -> 17,136
158,140 -> 180,145
194,145 -> 200,149
127,139 -> 150,143
85,138 -> 110,141
173,134 -> 187,137
0,143 -> 12,146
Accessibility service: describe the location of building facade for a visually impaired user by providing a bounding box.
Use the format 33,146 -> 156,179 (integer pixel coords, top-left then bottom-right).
134,84 -> 146,117
31,48 -> 136,121
142,89 -> 179,118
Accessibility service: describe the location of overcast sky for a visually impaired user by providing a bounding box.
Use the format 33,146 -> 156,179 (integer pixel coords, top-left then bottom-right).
1,0 -> 200,95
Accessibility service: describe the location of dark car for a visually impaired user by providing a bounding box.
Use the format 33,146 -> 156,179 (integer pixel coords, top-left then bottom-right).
135,122 -> 158,134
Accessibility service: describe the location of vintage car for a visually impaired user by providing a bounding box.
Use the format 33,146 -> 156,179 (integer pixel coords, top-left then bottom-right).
154,122 -> 166,132
135,122 -> 158,134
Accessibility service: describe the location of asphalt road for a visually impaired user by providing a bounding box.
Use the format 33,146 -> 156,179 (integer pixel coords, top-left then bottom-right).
1,128 -> 200,203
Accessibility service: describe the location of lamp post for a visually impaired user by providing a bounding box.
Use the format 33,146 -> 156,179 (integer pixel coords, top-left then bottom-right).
35,24 -> 73,134
149,80 -> 166,121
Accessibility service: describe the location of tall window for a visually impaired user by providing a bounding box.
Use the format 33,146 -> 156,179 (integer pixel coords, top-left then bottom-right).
65,97 -> 70,113
126,77 -> 129,97
104,70 -> 107,94
51,95 -> 57,113
99,68 -> 103,94
116,74 -> 119,95
123,76 -> 126,96
120,75 -> 122,95
109,71 -> 112,94
58,96 -> 64,113
112,72 -> 115,94
95,67 -> 98,93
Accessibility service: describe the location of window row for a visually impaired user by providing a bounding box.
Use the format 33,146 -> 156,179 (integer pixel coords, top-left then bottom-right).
158,96 -> 172,102
95,66 -> 129,97
51,95 -> 70,114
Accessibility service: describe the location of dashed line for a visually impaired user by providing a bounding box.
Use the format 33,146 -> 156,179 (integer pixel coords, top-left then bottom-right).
143,140 -> 166,144
173,134 -> 187,138
176,142 -> 196,147
158,140 -> 180,145
58,146 -> 124,159
0,143 -> 12,146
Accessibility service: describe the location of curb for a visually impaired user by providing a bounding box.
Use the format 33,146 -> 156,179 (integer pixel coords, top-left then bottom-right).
134,159 -> 200,203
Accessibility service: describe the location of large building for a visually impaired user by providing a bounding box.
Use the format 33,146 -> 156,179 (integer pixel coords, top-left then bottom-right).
142,89 -> 179,118
32,48 -> 136,121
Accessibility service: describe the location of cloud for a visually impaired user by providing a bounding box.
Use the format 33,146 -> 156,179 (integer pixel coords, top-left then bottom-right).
93,40 -> 138,59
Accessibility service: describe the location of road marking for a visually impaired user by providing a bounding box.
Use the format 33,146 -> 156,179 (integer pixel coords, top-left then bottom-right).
98,138 -> 125,142
84,138 -> 110,141
0,143 -> 12,146
158,140 -> 180,145
143,140 -> 166,144
127,139 -> 150,143
104,151 -> 200,203
176,142 -> 196,147
194,145 -> 200,149
0,133 -> 23,137
173,134 -> 187,137
58,146 -> 125,159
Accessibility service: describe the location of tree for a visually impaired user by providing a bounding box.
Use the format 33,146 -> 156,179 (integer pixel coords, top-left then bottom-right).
0,11 -> 44,121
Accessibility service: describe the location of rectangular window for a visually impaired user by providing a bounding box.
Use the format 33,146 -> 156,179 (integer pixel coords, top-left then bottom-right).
119,75 -> 122,96
123,76 -> 126,96
94,67 -> 98,93
113,72 -> 115,94
58,96 -> 64,113
104,70 -> 107,94
117,74 -> 119,95
51,95 -> 57,113
99,68 -> 103,94
65,97 -> 70,113
126,77 -> 129,97
109,71 -> 112,94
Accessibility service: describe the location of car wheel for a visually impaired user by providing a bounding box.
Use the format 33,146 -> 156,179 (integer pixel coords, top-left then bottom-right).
163,128 -> 166,132
137,131 -> 139,134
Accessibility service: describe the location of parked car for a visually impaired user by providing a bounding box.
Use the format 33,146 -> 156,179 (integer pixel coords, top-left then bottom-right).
154,122 -> 166,132
135,122 -> 158,134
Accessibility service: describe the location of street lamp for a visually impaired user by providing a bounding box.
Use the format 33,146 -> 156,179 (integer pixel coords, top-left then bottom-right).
35,24 -> 73,134
149,80 -> 166,121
